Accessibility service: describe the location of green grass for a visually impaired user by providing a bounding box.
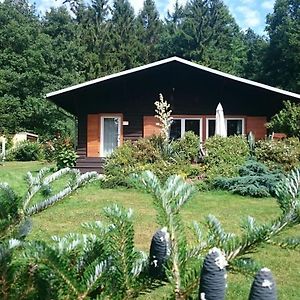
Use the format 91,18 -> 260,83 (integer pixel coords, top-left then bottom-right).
1,162 -> 300,299
0,161 -> 53,194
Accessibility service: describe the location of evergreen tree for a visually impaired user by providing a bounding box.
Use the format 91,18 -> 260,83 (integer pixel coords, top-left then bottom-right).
181,0 -> 246,75
264,0 -> 300,92
158,0 -> 185,58
137,0 -> 162,63
242,29 -> 267,81
109,0 -> 142,70
0,1 -> 79,138
159,0 -> 247,75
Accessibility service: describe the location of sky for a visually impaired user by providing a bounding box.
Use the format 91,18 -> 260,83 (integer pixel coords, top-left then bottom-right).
32,0 -> 275,35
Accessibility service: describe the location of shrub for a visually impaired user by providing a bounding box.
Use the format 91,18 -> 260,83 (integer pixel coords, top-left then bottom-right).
266,100 -> 300,138
103,141 -> 138,187
255,138 -> 300,171
204,135 -> 250,181
104,136 -> 203,187
134,137 -> 162,163
43,137 -> 74,162
173,131 -> 200,163
56,148 -> 78,169
213,160 -> 283,198
10,141 -> 44,161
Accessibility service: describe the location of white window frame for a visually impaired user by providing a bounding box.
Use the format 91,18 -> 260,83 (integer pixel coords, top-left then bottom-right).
100,115 -> 122,157
171,117 -> 203,141
206,117 -> 245,139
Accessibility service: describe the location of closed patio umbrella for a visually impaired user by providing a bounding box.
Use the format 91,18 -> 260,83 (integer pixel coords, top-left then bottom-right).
215,103 -> 227,137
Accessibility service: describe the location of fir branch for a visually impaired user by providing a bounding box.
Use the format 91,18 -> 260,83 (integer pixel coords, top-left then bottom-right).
25,241 -> 81,298
229,258 -> 261,276
272,236 -> 300,250
25,171 -> 100,216
23,168 -> 51,210
80,259 -> 109,298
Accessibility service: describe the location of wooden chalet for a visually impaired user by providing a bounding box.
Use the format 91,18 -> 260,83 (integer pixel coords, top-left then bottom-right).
46,57 -> 300,173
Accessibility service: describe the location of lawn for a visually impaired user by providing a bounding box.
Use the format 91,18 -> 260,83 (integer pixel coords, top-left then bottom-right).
1,162 -> 300,299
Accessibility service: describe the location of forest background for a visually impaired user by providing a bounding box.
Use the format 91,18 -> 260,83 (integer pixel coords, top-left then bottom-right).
0,0 -> 299,140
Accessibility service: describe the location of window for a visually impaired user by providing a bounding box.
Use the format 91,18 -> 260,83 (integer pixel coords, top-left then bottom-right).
227,119 -> 243,136
206,118 -> 244,138
170,119 -> 182,140
170,118 -> 202,140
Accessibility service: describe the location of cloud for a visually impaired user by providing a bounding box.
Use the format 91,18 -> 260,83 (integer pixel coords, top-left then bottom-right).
129,0 -> 144,14
236,5 -> 261,28
36,0 -> 67,15
261,1 -> 274,10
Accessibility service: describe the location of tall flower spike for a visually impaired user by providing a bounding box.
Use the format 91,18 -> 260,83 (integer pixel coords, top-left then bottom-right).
154,93 -> 173,142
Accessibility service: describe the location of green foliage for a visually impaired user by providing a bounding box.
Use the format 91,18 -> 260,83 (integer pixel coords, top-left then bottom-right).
213,160 -> 283,197
0,0 -> 297,141
255,138 -> 300,171
42,136 -> 77,169
264,0 -> 300,92
7,141 -> 44,161
104,135 -> 201,187
22,204 -> 150,299
242,29 -> 267,82
135,169 -> 300,299
56,147 -> 78,169
0,167 -> 100,299
267,100 -> 300,138
134,171 -> 200,299
137,0 -> 162,63
1,166 -> 300,299
0,1 -> 79,139
204,135 -> 250,181
0,183 -> 22,240
173,131 -> 200,163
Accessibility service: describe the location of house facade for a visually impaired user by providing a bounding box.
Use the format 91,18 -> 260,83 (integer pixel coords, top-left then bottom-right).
46,57 -> 300,172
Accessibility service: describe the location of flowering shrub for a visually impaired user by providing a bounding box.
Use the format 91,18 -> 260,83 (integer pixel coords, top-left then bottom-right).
154,94 -> 173,142
103,136 -> 201,187
204,135 -> 250,181
255,138 -> 300,171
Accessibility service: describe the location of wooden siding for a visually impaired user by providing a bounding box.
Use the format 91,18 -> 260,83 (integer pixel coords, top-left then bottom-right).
87,114 -> 100,157
77,115 -> 87,157
143,116 -> 161,137
246,116 -> 267,139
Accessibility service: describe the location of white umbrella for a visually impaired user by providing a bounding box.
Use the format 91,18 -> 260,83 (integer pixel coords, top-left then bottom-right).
215,103 -> 227,137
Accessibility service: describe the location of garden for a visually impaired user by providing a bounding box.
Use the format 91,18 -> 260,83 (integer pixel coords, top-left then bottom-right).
1,99 -> 300,299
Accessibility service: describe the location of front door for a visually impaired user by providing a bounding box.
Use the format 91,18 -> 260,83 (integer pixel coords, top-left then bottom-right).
100,116 -> 121,157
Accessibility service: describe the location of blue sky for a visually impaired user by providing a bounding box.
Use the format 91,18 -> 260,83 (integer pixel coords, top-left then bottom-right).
32,0 -> 275,35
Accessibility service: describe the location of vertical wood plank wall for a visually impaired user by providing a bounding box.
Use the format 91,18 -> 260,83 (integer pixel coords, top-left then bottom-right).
77,115 -> 87,157
246,116 -> 267,139
143,116 -> 161,137
87,114 -> 100,157
84,114 -> 267,158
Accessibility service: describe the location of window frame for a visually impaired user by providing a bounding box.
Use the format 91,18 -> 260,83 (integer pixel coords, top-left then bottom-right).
206,117 -> 245,138
170,117 -> 203,141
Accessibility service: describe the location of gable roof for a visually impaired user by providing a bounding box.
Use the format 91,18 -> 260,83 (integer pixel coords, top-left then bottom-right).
46,56 -> 300,100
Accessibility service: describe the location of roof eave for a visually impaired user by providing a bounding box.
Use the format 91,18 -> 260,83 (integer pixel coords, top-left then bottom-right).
46,56 -> 300,100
